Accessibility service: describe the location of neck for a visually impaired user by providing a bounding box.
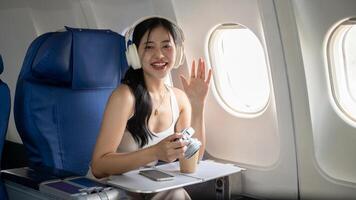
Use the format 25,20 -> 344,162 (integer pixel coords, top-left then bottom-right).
144,75 -> 167,95
143,75 -> 169,116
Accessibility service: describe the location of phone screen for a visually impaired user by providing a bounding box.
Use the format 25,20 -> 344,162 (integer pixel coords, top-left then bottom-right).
139,169 -> 174,181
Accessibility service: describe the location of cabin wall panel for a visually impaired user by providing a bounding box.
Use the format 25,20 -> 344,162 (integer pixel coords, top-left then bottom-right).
172,0 -> 298,198
275,0 -> 356,198
293,0 -> 356,186
0,4 -> 37,143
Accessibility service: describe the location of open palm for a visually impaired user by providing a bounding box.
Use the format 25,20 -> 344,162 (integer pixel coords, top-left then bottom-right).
180,58 -> 212,107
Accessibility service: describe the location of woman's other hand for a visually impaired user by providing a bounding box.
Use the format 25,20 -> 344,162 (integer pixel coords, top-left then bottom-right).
180,58 -> 212,108
153,133 -> 188,162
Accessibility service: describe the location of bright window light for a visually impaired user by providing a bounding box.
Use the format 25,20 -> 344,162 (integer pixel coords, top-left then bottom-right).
328,19 -> 356,121
343,26 -> 356,102
208,24 -> 271,115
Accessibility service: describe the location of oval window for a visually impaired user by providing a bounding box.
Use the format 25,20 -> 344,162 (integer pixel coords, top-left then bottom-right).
327,19 -> 356,121
208,23 -> 271,116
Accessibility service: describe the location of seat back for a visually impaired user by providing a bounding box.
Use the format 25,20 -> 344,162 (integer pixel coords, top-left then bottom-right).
0,55 -> 10,200
0,55 -> 10,163
14,27 -> 128,175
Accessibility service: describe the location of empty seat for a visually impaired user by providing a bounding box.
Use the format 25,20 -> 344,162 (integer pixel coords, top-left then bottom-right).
14,27 -> 128,175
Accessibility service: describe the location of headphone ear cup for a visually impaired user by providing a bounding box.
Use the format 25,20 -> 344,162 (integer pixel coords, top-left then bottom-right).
126,44 -> 141,69
173,45 -> 184,68
125,47 -> 132,67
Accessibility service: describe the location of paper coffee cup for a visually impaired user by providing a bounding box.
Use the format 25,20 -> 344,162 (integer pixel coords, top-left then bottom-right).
179,150 -> 199,173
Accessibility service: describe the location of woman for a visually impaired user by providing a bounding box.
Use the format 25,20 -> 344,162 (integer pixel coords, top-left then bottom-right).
89,17 -> 212,199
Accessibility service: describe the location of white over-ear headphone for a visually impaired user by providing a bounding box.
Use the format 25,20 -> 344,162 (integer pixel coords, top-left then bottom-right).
125,16 -> 185,70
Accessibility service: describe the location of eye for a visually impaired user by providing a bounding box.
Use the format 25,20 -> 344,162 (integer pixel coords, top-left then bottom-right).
144,45 -> 154,50
163,44 -> 173,49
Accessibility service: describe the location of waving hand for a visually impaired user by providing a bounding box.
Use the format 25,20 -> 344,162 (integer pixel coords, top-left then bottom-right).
180,58 -> 212,107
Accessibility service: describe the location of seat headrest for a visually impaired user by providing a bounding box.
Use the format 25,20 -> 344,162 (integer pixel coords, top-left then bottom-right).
32,31 -> 72,85
0,55 -> 3,74
32,27 -> 125,89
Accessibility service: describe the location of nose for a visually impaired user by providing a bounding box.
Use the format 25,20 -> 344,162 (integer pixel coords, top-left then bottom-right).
153,48 -> 164,59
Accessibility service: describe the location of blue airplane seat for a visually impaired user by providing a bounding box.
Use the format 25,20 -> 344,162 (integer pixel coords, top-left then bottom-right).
0,55 -> 10,200
14,27 -> 128,175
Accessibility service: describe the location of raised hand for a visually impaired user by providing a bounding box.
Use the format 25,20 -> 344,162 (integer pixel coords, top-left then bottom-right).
180,58 -> 212,108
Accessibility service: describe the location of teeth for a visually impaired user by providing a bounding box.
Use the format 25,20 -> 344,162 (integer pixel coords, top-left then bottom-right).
152,62 -> 166,67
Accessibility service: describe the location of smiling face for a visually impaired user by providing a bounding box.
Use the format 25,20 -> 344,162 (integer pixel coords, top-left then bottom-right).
137,26 -> 177,80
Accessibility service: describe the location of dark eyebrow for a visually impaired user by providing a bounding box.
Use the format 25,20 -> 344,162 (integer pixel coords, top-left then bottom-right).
143,41 -> 154,45
161,40 -> 171,43
143,39 -> 171,45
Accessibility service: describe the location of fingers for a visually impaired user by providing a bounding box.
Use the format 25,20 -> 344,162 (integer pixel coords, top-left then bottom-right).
191,60 -> 196,78
164,134 -> 187,161
194,58 -> 211,81
170,141 -> 187,159
165,132 -> 183,142
164,132 -> 188,149
165,146 -> 186,162
170,139 -> 188,149
192,58 -> 205,79
181,58 -> 213,86
174,146 -> 187,159
198,58 -> 205,80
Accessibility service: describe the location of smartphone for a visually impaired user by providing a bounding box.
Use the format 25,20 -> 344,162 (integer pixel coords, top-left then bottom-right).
139,169 -> 174,181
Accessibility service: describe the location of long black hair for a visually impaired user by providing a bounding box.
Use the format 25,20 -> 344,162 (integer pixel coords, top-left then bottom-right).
122,17 -> 178,148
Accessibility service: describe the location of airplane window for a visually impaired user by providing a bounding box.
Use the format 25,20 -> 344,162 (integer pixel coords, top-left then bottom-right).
208,24 -> 271,116
344,26 -> 356,101
327,19 -> 356,121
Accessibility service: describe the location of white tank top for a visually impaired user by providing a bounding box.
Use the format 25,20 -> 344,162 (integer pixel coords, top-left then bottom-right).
117,86 -> 180,164
87,87 -> 180,179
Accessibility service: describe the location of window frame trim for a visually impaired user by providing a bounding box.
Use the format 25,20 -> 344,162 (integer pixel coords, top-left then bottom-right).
207,23 -> 272,117
326,18 -> 356,123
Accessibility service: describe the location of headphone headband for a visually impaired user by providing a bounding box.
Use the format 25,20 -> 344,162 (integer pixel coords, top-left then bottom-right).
125,16 -> 185,70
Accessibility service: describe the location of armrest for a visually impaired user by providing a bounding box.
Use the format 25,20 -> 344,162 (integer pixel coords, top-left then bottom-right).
2,165 -> 121,199
1,165 -> 78,190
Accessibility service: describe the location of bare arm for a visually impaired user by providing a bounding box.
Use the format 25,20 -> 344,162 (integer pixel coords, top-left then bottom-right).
91,85 -> 186,178
178,58 -> 212,159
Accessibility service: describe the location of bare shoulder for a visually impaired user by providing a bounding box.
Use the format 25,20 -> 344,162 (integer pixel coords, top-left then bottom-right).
171,87 -> 190,108
171,87 -> 187,99
111,84 -> 135,107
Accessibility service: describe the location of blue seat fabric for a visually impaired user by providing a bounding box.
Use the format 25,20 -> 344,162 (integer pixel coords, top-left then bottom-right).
0,55 -> 10,166
14,27 -> 128,175
0,55 -> 10,200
